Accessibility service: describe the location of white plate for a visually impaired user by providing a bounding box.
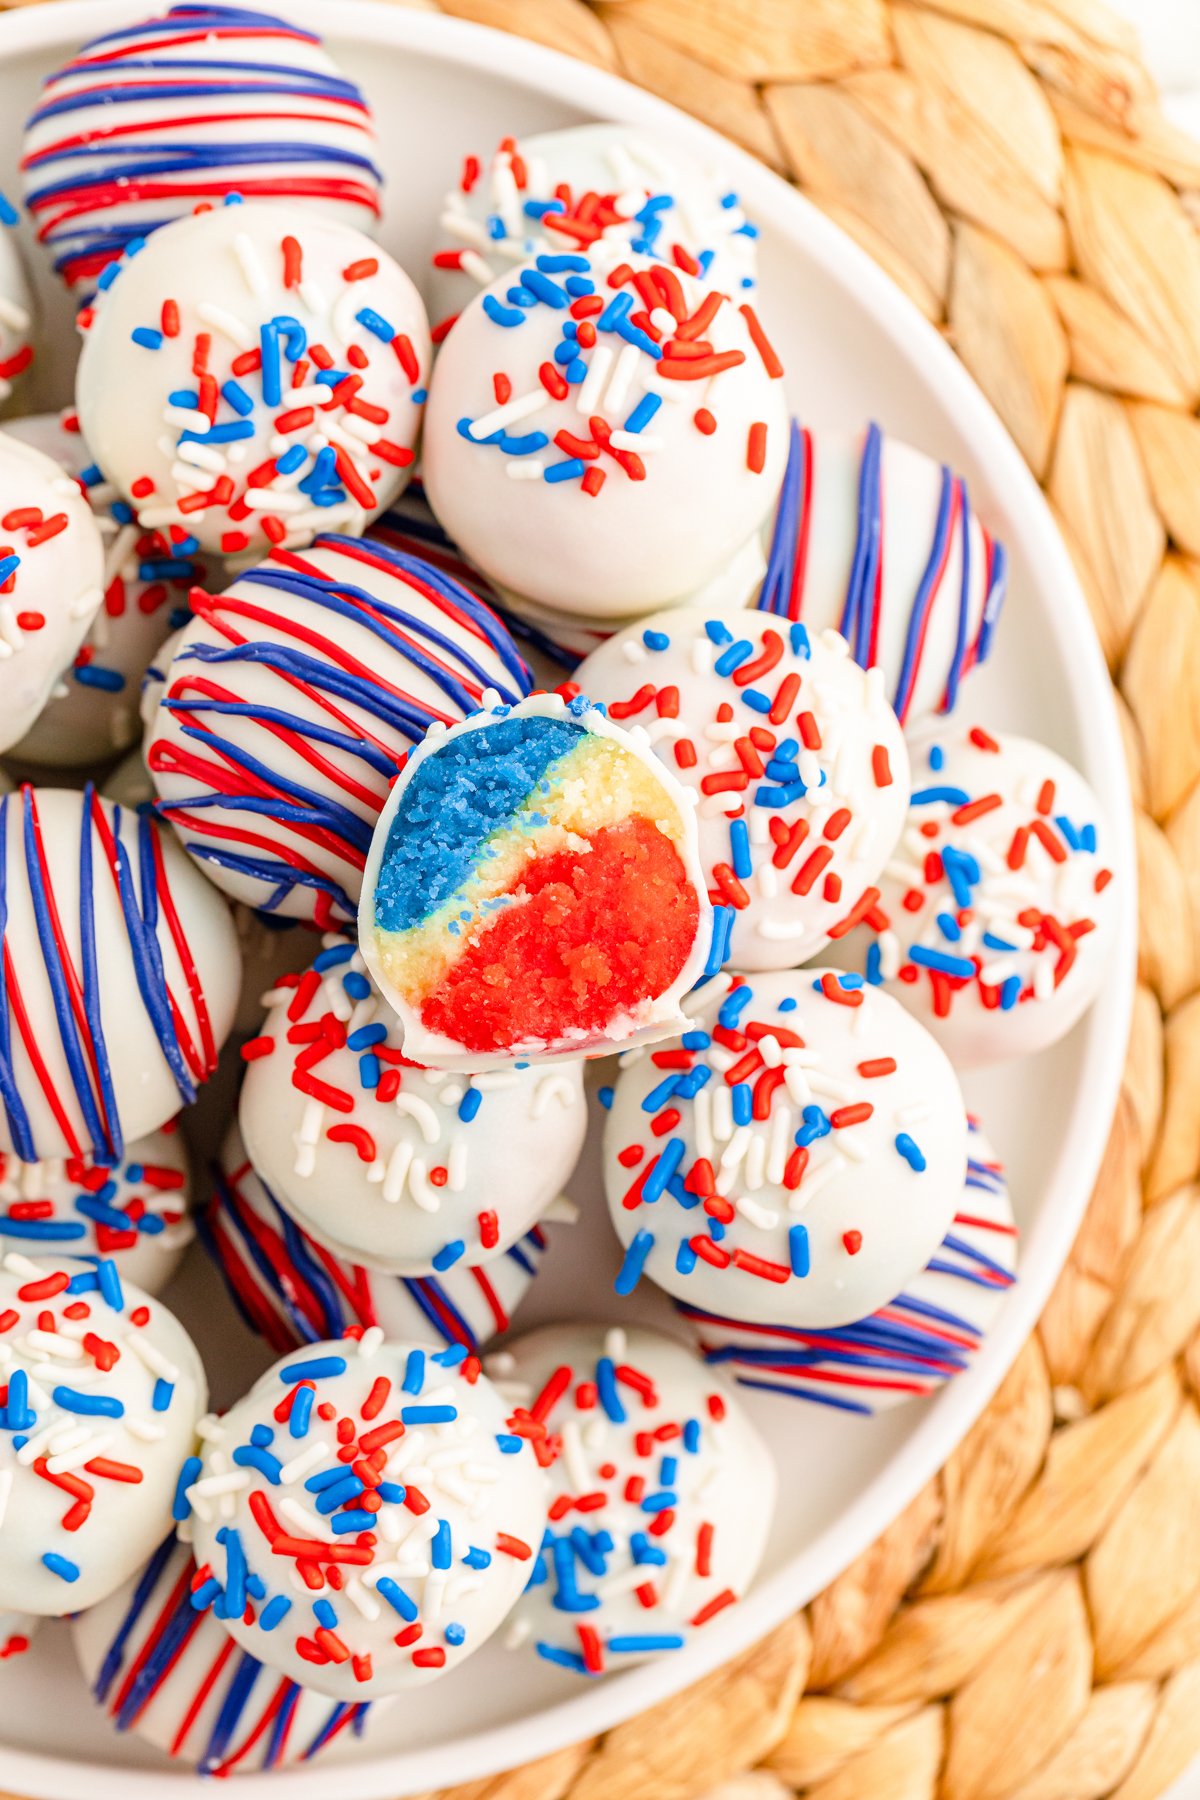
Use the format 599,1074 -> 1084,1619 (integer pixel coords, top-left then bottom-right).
0,3 -> 1135,1796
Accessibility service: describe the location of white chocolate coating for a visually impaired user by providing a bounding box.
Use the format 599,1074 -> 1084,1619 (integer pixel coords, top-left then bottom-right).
604,967 -> 967,1328
577,611 -> 911,971
0,226 -> 35,400
75,203 -> 429,556
422,253 -> 788,619
238,943 -> 587,1274
490,1323 -> 774,1675
186,1335 -> 549,1698
0,1252 -> 206,1616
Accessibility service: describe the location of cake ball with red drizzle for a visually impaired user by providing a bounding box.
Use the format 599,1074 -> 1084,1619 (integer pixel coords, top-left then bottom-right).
756,422 -> 1007,726
22,5 -> 383,294
203,1123 -> 560,1356
831,723 -> 1120,1065
359,692 -> 714,1071
488,1323 -> 774,1677
0,786 -> 239,1165
236,941 -> 586,1275
0,1251 -> 207,1616
0,1126 -> 192,1297
431,124 -> 758,332
145,532 -> 532,924
183,1333 -> 549,1698
576,610 -> 911,971
75,200 -> 429,557
0,429 -> 105,754
72,1531 -> 391,1774
679,1117 -> 1017,1413
603,968 -> 967,1329
422,251 -> 787,620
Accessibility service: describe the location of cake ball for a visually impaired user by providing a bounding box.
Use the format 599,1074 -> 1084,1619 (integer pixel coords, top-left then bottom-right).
576,611 -> 910,971
360,693 -> 714,1069
0,1251 -> 207,1616
73,1532 -> 386,1774
184,1334 -> 549,1698
604,968 -> 967,1329
0,785 -> 239,1164
146,532 -> 531,923
759,421 -> 1007,724
0,214 -> 34,399
22,4 -> 383,292
489,1324 -> 774,1676
238,942 -> 587,1274
0,1128 -> 192,1296
205,1123 -> 555,1354
0,430 -> 105,755
422,252 -> 787,619
679,1118 -> 1017,1412
837,723 -> 1119,1065
6,411 -> 207,766
432,123 -> 758,329
75,201 -> 429,557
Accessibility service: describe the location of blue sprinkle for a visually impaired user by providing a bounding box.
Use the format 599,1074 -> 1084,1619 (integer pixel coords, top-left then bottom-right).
260,1594 -> 292,1631
221,380 -> 255,417
313,1599 -> 338,1630
432,1240 -> 465,1272
445,1621 -> 467,1646
536,1642 -> 589,1674
458,1087 -> 482,1122
713,640 -> 754,677
895,1133 -> 927,1172
376,1577 -> 419,1622
608,1634 -> 685,1653
615,1229 -> 655,1296
401,1405 -> 458,1425
73,665 -> 125,693
289,1385 -> 314,1439
643,629 -> 670,652
675,1239 -> 698,1275
464,1546 -> 492,1570
152,1378 -> 174,1413
937,912 -> 962,943
598,1085 -> 614,1111
131,327 -> 163,350
402,1349 -> 426,1395
909,946 -> 976,980
42,1553 -> 80,1583
172,1454 -> 201,1522
731,1084 -> 752,1127
280,1357 -> 347,1384
483,294 -> 525,328
52,1386 -> 124,1419
718,984 -> 753,1027
331,1509 -> 376,1534
789,1223 -> 811,1276
431,1520 -> 452,1570
232,1444 -> 282,1483
730,818 -> 752,878
495,1434 -> 523,1454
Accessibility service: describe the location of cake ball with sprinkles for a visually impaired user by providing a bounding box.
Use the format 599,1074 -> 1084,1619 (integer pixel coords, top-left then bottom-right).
22,5 -> 383,294
145,532 -> 532,924
831,722 -> 1120,1066
72,1531 -> 390,1774
236,941 -> 587,1274
576,610 -> 911,972
0,429 -> 105,755
603,967 -> 967,1329
679,1117 -> 1017,1414
421,251 -> 788,620
5,410 -> 208,767
756,422 -> 1007,726
0,1127 -> 192,1298
431,124 -> 758,332
204,1123 -> 559,1356
488,1323 -> 774,1677
183,1332 -> 550,1698
0,785 -> 239,1165
0,1250 -> 207,1616
360,692 -> 714,1070
0,211 -> 35,401
75,201 -> 429,557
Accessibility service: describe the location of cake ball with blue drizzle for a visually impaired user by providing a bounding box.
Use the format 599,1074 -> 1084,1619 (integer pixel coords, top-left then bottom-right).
422,251 -> 787,620
489,1323 -> 774,1678
679,1118 -> 1017,1413
603,967 -> 967,1329
184,1332 -> 549,1698
359,692 -> 714,1070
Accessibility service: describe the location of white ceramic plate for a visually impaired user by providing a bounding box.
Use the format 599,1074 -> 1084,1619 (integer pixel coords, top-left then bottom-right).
0,4 -> 1135,1796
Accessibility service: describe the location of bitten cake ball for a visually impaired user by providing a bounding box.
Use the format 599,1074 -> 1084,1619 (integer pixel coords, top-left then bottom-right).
0,1128 -> 192,1297
75,201 -> 430,556
22,4 -> 383,292
205,1123 -> 554,1355
145,532 -> 531,923
834,723 -> 1119,1066
431,124 -> 758,329
680,1118 -> 1017,1413
757,423 -> 1007,725
489,1323 -> 774,1677
576,611 -> 910,972
0,1252 -> 206,1616
422,252 -> 787,619
184,1334 -> 549,1698
237,941 -> 587,1274
6,411 -> 207,766
360,693 -> 714,1069
0,786 -> 239,1165
604,968 -> 967,1328
72,1533 -> 387,1774
0,430 -> 105,754
0,214 -> 35,399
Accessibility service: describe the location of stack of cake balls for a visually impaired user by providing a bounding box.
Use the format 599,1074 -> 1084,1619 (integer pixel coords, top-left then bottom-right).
0,1 -> 1121,1778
